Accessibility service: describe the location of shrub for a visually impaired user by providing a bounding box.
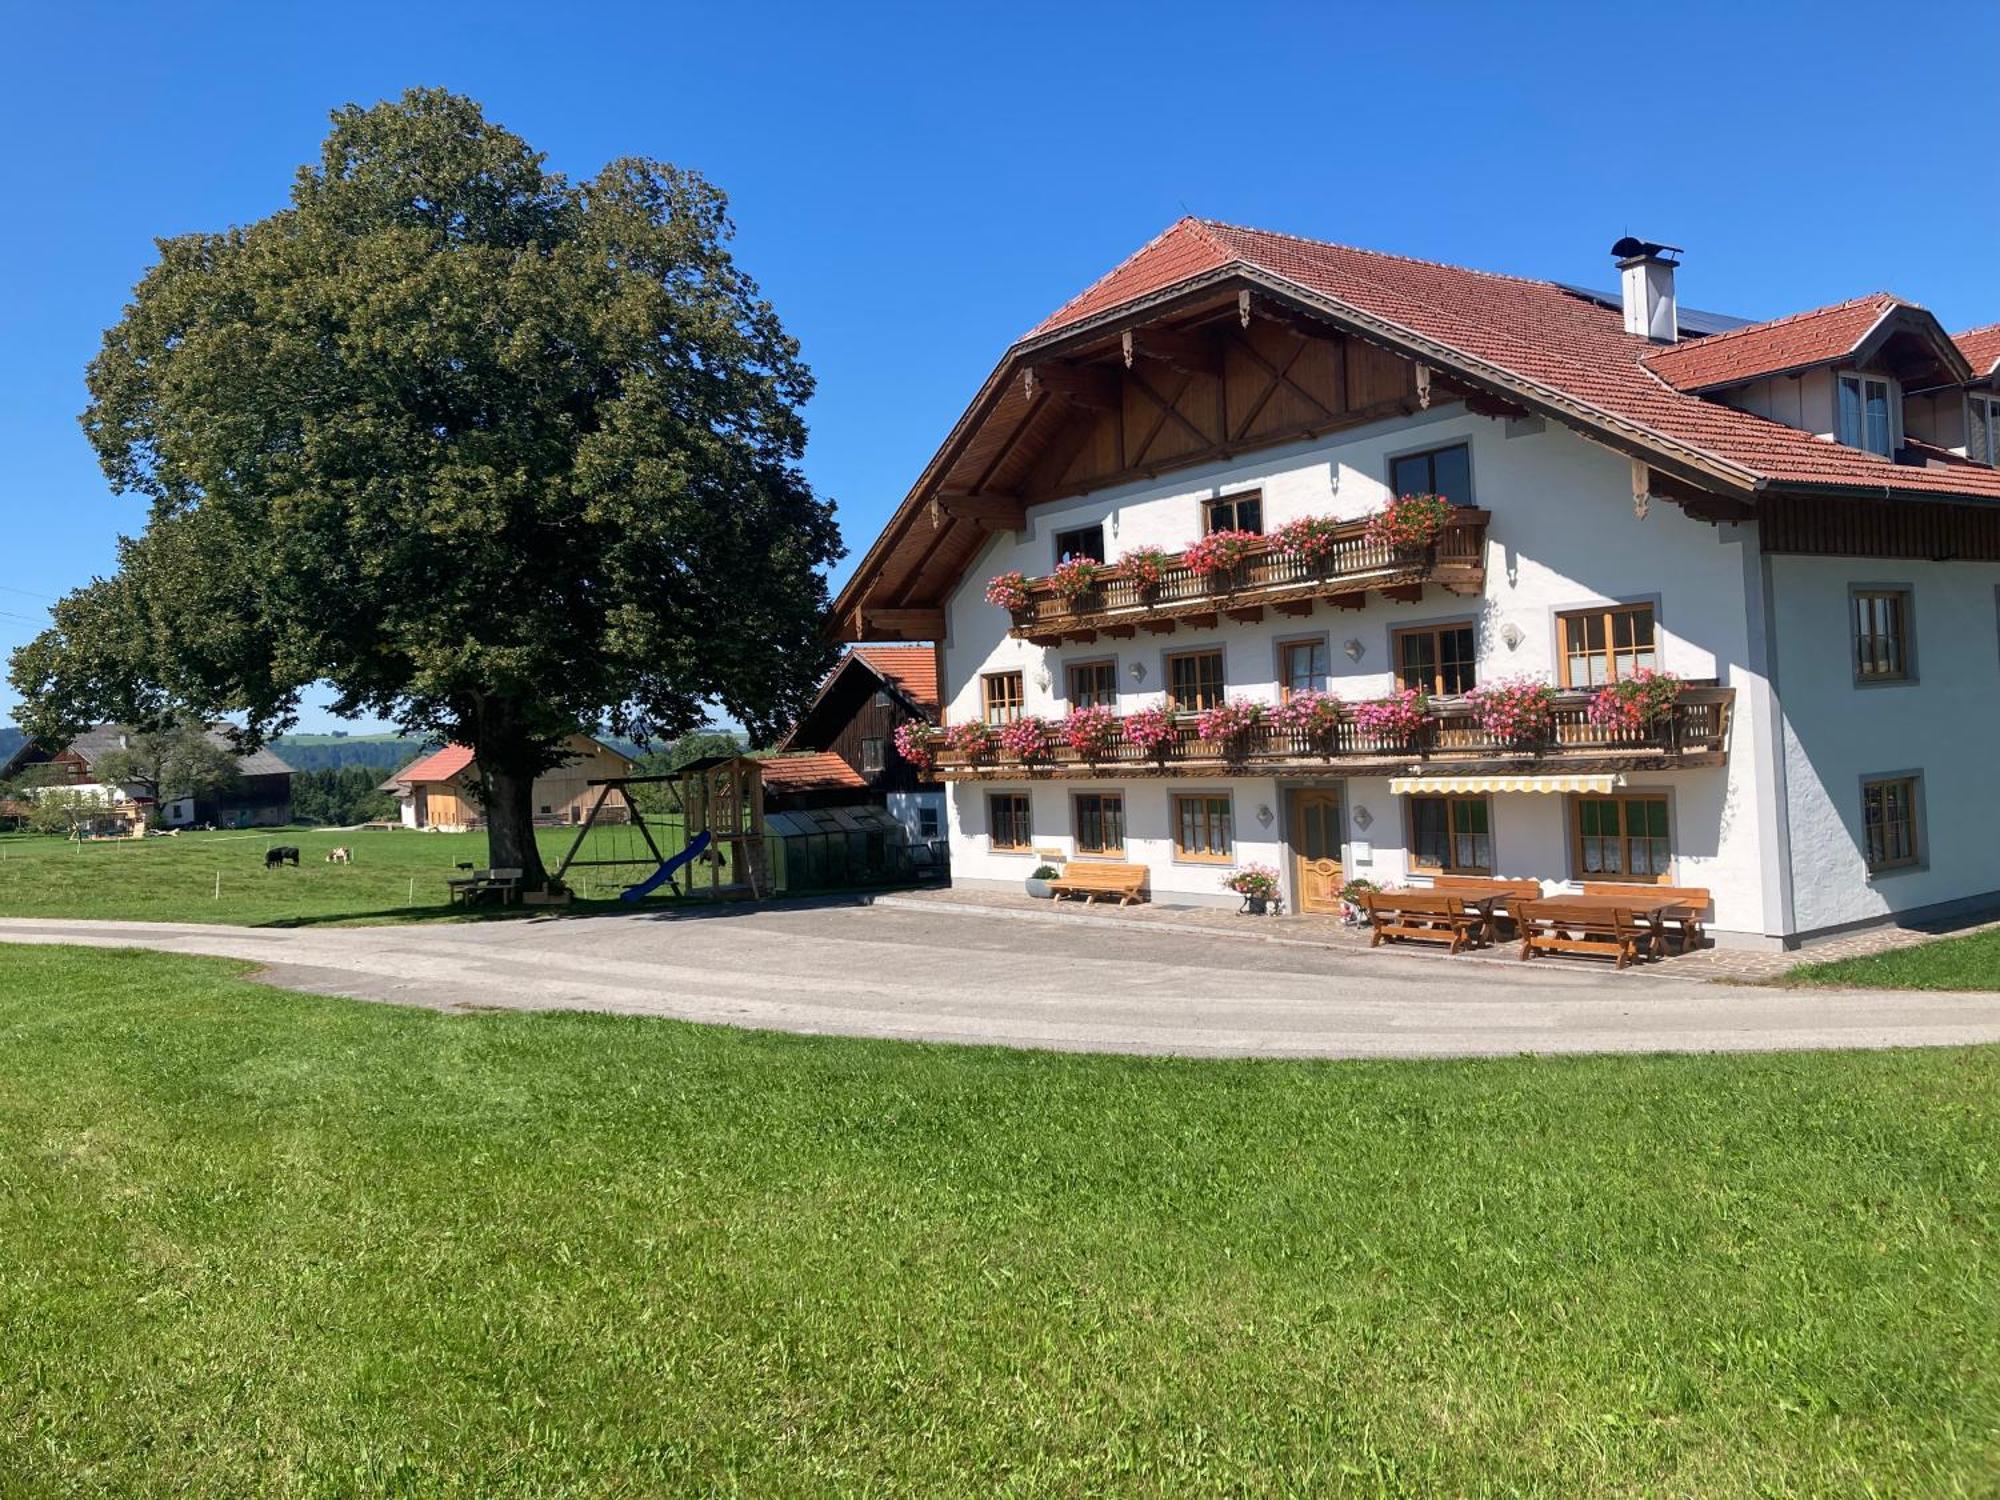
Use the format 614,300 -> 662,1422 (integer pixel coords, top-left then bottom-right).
1466,676 -> 1557,744
1223,863 -> 1281,899
892,720 -> 935,773
984,572 -> 1028,611
943,720 -> 995,761
1060,706 -> 1119,760
1271,514 -> 1344,566
997,715 -> 1055,761
1119,545 -> 1173,592
1123,706 -> 1178,756
1351,688 -> 1430,740
1196,699 -> 1264,747
1364,493 -> 1455,549
1271,689 -> 1343,742
1030,864 -> 1060,881
1181,529 -> 1260,579
1338,877 -> 1379,903
1587,668 -> 1684,732
1048,557 -> 1100,603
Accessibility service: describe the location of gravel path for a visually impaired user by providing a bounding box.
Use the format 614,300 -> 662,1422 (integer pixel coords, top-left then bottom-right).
4,904 -> 1998,1060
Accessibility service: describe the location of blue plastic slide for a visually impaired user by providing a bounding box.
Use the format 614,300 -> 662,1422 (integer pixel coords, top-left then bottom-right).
621,829 -> 714,902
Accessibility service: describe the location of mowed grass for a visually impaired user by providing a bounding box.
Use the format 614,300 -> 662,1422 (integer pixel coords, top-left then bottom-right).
0,825 -> 683,927
1786,929 -> 2000,992
3,946 -> 1997,1495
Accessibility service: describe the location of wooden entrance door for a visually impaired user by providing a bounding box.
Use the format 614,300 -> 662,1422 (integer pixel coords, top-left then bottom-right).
1291,791 -> 1344,914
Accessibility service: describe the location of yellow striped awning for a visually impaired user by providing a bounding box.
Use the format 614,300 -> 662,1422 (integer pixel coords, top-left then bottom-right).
1388,773 -> 1626,795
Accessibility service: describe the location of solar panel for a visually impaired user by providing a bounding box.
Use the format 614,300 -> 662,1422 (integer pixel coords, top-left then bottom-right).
1554,283 -> 1755,337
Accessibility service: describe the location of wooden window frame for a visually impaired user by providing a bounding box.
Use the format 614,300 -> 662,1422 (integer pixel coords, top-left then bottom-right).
1837,371 -> 1898,457
1275,634 -> 1331,699
981,670 -> 1025,725
1387,440 -> 1474,505
1390,619 -> 1479,697
858,737 -> 885,774
1556,603 -> 1659,687
1071,791 -> 1126,858
1164,648 -> 1226,712
1850,584 -> 1916,685
1568,792 -> 1674,885
1053,522 -> 1105,566
1405,794 -> 1494,876
1171,791 -> 1236,865
1203,489 -> 1263,536
987,791 -> 1033,853
1859,772 -> 1924,875
1065,657 -> 1120,709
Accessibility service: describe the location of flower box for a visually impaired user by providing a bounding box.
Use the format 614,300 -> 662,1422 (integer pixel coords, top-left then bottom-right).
1351,688 -> 1430,745
1182,528 -> 1260,585
1123,706 -> 1177,757
1465,676 -> 1556,747
1049,557 -> 1101,605
943,720 -> 996,762
984,571 -> 1028,612
1060,705 -> 1120,760
1118,545 -> 1172,595
1364,493 -> 1455,550
1586,668 -> 1684,734
1195,699 -> 1264,754
997,715 -> 1055,762
1271,514 -> 1344,568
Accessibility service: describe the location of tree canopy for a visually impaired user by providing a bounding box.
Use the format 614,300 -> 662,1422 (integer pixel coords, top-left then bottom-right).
90,721 -> 244,806
11,89 -> 842,884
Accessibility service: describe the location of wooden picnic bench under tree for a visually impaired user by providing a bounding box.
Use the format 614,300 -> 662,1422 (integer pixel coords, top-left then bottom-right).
446,867 -> 524,907
1361,890 -> 1489,955
1046,862 -> 1149,906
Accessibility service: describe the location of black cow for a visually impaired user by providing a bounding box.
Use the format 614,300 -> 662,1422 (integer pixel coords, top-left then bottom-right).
265,845 -> 300,869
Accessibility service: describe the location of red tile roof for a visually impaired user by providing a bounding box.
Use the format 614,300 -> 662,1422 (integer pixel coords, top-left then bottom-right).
759,752 -> 865,793
1030,218 -> 2000,502
853,645 -> 939,709
390,744 -> 475,785
1958,324 -> 2000,379
1640,293 -> 1904,391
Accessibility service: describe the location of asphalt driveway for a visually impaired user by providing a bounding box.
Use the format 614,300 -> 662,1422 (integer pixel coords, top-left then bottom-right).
4,903 -> 1998,1059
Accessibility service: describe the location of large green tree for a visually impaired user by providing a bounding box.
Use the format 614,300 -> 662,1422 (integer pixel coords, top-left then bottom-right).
12,89 -> 841,886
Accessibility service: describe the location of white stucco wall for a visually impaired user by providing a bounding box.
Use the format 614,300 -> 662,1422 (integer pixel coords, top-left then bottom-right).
1770,555 -> 2000,934
938,405 -> 1780,933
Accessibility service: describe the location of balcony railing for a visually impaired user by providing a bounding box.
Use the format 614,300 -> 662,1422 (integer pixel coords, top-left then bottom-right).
931,685 -> 1733,779
1007,510 -> 1488,641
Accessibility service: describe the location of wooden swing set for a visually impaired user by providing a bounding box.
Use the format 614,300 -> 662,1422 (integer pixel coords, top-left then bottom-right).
550,753 -> 770,900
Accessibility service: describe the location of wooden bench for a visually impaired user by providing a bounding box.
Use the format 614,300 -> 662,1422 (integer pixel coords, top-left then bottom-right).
446,866 -> 524,906
1581,884 -> 1712,953
1428,876 -> 1543,941
1046,862 -> 1148,906
1361,891 -> 1488,955
1515,899 -> 1653,970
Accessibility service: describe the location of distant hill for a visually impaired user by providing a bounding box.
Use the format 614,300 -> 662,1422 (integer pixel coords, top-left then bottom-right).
270,735 -> 431,773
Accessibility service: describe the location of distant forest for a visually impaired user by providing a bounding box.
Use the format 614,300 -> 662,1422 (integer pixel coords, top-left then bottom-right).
270,737 -> 431,772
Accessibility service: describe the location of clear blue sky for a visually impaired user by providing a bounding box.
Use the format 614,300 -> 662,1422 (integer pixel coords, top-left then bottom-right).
3,1 -> 1995,731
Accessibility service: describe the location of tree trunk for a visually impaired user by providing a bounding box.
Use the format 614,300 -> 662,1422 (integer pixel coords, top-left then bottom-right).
481,761 -> 550,889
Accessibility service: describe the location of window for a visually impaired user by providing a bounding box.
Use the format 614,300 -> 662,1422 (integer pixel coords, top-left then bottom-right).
918,805 -> 940,841
1409,795 -> 1492,875
1204,490 -> 1263,535
1390,443 -> 1473,505
1558,604 -> 1657,687
988,792 -> 1032,851
1393,622 -> 1478,696
859,737 -> 885,773
1165,649 -> 1225,711
1838,374 -> 1895,457
1572,795 -> 1671,882
1852,588 -> 1913,682
1054,523 -> 1105,564
1279,638 -> 1329,698
1173,794 -> 1234,862
981,671 -> 1024,725
1970,393 -> 2000,467
1067,659 -> 1119,708
1861,775 -> 1921,873
1073,792 -> 1125,856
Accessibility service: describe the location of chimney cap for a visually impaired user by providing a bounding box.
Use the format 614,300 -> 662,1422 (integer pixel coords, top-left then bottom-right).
1612,236 -> 1682,265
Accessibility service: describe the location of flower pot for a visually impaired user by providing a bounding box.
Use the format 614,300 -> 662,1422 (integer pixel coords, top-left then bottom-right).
1244,894 -> 1269,915
1025,878 -> 1053,899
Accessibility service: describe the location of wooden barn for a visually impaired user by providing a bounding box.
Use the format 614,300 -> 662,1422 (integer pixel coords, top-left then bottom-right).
764,646 -> 944,846
381,735 -> 636,830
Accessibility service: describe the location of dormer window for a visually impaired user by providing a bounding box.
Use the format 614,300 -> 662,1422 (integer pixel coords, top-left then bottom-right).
1968,393 -> 1999,467
1837,374 -> 1895,457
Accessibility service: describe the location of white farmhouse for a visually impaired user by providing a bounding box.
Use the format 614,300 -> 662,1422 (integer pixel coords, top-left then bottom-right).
831,221 -> 2000,950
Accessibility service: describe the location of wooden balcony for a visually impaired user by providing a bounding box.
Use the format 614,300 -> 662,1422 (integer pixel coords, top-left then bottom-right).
932,685 -> 1733,781
1007,511 -> 1488,644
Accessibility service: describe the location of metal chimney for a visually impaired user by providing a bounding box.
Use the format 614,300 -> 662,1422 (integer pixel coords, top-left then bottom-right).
1612,237 -> 1681,343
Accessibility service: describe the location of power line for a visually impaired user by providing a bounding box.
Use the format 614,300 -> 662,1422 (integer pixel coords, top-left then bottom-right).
0,584 -> 57,604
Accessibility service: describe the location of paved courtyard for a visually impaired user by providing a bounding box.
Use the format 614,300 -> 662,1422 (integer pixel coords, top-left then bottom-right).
4,901 -> 1998,1059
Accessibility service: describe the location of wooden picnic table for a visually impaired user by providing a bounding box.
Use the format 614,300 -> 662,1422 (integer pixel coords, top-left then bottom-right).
1383,886 -> 1500,943
1521,892 -> 1682,957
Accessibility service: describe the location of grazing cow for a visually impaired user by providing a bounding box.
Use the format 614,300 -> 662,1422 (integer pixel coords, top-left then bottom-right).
265,845 -> 300,869
325,846 -> 352,864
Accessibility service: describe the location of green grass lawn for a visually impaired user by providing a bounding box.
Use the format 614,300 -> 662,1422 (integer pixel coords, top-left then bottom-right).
3,945 -> 1996,1495
0,825 -> 685,926
1785,929 -> 2000,992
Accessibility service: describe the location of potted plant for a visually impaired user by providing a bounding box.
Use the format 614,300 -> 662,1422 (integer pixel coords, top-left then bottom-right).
1586,668 -> 1684,734
1119,544 -> 1173,598
1182,528 -> 1260,589
1196,698 -> 1265,759
1271,689 -> 1343,753
1060,705 -> 1120,761
1271,514 -> 1345,570
1123,705 -> 1178,760
1351,687 -> 1431,749
1049,556 -> 1101,607
1364,493 -> 1456,551
1338,876 -> 1379,926
984,571 -> 1029,611
1465,675 -> 1557,748
943,719 -> 996,763
1223,863 -> 1282,915
892,720 -> 935,774
998,715 -> 1055,763
1026,863 -> 1060,899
